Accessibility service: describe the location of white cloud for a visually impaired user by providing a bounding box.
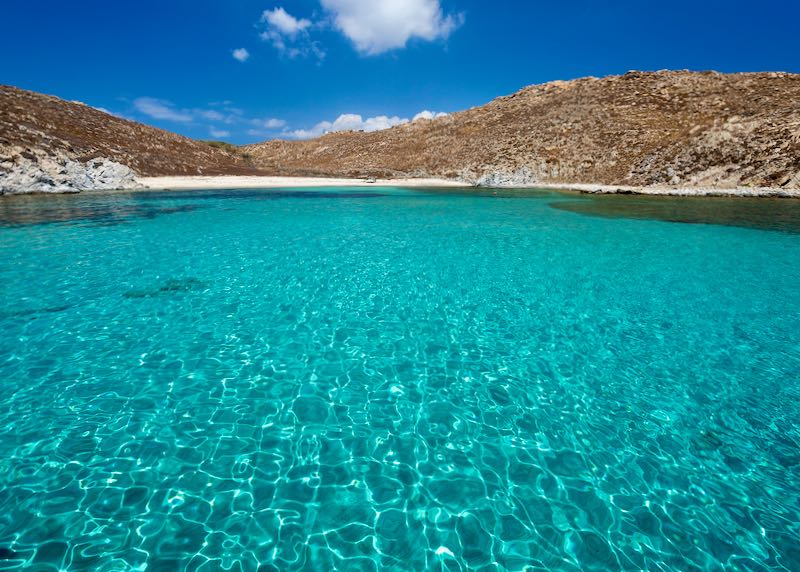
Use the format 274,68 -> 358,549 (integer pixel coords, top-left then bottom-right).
286,108 -> 449,139
246,117 -> 290,138
255,2 -> 461,58
197,110 -> 226,122
413,110 -> 449,121
131,96 -> 287,141
260,7 -> 323,59
289,112 -> 415,139
133,97 -> 193,122
320,0 -> 463,55
359,115 -> 409,131
232,48 -> 250,62
131,94 -> 443,143
263,7 -> 311,35
133,99 -> 243,125
252,118 -> 288,129
210,128 -> 231,139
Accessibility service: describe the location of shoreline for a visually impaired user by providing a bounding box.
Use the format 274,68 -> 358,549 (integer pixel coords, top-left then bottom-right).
136,176 -> 465,190
136,176 -> 800,198
540,182 -> 800,198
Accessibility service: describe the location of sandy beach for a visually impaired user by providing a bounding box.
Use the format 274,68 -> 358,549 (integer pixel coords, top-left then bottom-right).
136,176 -> 800,198
137,176 -> 465,190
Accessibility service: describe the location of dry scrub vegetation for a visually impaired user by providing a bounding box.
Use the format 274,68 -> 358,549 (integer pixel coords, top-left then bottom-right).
0,85 -> 262,176
245,71 -> 800,189
2,71 -> 799,190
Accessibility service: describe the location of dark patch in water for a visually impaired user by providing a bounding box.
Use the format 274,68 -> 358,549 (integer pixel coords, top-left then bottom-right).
0,194 -> 198,228
0,304 -> 72,320
416,187 -> 555,199
550,195 -> 800,234
0,548 -> 18,559
0,189 -> 391,227
124,278 -> 207,299
695,428 -> 725,451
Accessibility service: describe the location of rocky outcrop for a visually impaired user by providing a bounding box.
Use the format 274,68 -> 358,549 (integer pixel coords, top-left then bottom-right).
244,71 -> 800,191
0,146 -> 141,194
0,84 -> 265,194
473,168 -> 539,187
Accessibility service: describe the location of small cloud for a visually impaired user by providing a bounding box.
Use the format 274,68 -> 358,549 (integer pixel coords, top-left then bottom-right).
320,0 -> 463,55
413,110 -> 448,121
252,117 -> 288,129
285,108 -> 449,139
262,7 -> 311,35
194,107 -> 242,124
197,110 -> 226,121
222,106 -> 245,117
133,98 -> 245,126
210,128 -> 231,139
259,6 -> 324,60
288,112 -> 408,139
232,48 -> 250,62
133,97 -> 193,122
247,117 -> 289,139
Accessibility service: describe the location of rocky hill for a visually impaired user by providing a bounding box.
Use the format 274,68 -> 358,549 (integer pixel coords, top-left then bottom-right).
0,85 -> 261,193
3,72 -> 799,194
245,71 -> 800,190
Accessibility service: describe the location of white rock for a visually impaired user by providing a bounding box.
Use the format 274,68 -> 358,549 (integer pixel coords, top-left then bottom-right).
474,167 -> 539,187
0,147 -> 142,194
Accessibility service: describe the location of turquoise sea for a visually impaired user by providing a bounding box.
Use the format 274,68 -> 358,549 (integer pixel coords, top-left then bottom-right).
1,187 -> 799,571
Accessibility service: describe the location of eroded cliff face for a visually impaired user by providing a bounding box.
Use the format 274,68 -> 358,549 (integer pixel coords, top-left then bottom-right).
244,71 -> 800,190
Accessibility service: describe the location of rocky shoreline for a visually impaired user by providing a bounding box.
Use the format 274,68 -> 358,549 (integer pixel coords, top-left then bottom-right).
545,182 -> 800,198
2,166 -> 800,197
0,147 -> 140,195
2,158 -> 799,197
468,170 -> 800,198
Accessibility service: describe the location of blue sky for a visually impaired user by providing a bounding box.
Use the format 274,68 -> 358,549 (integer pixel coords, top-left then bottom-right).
2,0 -> 798,143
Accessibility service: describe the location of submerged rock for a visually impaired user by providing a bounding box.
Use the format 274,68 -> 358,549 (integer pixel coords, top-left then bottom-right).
0,145 -> 142,195
123,277 -> 207,299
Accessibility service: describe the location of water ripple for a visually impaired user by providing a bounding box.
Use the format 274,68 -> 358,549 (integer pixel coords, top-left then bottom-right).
0,187 -> 799,570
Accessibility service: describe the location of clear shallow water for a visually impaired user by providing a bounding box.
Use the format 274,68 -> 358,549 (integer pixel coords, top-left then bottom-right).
1,187 -> 799,571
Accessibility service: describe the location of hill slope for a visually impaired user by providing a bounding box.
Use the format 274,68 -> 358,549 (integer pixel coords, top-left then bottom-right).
0,85 -> 261,193
245,71 -> 800,190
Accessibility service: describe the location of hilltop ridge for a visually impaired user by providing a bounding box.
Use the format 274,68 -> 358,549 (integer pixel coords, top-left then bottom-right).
245,70 -> 800,190
2,71 -> 799,194
0,85 -> 262,193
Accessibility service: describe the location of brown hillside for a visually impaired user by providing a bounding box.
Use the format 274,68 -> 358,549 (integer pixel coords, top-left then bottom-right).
0,85 -> 261,176
245,71 -> 800,189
